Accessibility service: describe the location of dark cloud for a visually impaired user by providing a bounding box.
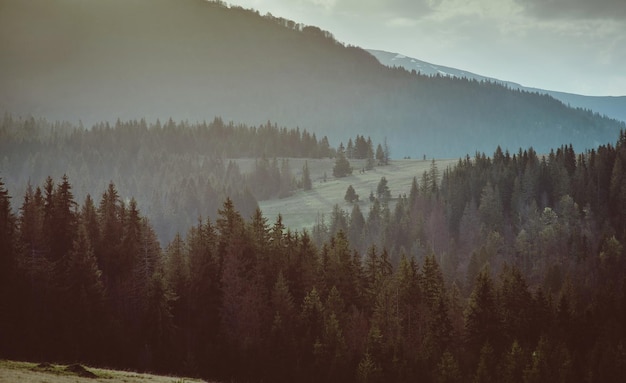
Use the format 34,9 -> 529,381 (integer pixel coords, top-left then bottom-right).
514,0 -> 626,20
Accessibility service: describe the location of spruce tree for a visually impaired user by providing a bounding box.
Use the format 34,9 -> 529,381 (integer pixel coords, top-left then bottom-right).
333,146 -> 353,178
302,160 -> 313,190
345,185 -> 359,203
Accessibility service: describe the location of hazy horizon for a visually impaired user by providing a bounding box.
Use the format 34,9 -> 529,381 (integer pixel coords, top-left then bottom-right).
230,0 -> 626,97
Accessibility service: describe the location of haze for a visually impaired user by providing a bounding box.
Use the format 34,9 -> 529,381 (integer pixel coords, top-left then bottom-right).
232,0 -> 626,96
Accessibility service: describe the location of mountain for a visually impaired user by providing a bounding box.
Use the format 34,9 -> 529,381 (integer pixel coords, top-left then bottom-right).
368,49 -> 626,124
1,0 -> 624,157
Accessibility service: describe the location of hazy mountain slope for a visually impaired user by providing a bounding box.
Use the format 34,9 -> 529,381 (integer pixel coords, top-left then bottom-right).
368,49 -> 626,123
1,0 -> 623,157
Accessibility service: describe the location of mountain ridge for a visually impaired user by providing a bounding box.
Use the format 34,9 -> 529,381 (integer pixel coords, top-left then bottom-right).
367,49 -> 626,123
1,0 -> 624,157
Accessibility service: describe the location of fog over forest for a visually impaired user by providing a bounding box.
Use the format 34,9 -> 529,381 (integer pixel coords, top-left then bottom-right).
1,1 -> 626,383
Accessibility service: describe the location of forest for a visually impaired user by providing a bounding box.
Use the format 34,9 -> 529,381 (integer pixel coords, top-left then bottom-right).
1,130 -> 625,383
0,115 -> 370,243
2,0 -> 625,158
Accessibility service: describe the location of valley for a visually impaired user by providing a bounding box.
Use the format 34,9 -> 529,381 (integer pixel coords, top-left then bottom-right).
1,1 -> 625,382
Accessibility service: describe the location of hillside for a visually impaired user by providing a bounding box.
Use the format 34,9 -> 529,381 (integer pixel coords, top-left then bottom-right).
368,49 -> 626,124
1,0 -> 624,157
258,158 -> 458,230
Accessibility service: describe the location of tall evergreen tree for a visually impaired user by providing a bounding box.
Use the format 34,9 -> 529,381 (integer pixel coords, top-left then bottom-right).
302,160 -> 313,191
0,178 -> 17,358
333,144 -> 353,178
465,270 -> 502,359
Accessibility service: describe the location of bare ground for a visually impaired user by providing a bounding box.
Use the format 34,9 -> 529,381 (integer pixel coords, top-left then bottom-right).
0,360 -> 208,383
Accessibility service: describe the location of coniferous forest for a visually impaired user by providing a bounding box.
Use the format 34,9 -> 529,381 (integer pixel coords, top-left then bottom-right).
1,126 -> 626,382
0,115 -> 342,243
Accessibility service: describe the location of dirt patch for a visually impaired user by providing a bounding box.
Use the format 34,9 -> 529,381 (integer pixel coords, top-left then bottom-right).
32,362 -> 55,372
65,363 -> 97,378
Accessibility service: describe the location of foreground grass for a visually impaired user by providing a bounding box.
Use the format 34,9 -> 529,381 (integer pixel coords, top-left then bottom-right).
0,360 -> 208,383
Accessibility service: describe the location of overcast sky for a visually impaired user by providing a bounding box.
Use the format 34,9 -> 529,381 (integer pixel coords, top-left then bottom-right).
230,0 -> 626,96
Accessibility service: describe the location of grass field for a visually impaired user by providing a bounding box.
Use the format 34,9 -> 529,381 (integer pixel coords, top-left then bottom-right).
0,360 -> 208,383
257,158 -> 458,231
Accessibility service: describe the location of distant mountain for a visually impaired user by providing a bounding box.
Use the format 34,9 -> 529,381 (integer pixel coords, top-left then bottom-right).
1,0 -> 624,158
368,49 -> 626,123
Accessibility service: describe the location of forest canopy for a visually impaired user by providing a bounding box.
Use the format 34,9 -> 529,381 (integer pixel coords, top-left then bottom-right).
1,129 -> 626,383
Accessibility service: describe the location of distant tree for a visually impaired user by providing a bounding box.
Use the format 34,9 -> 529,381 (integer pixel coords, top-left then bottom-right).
302,160 -> 312,190
333,144 -> 352,178
376,177 -> 391,204
383,137 -> 390,165
279,158 -> 293,198
376,144 -> 385,165
428,159 -> 439,195
478,182 -> 503,233
346,138 -> 355,159
365,137 -> 376,170
320,136 -> 332,158
348,203 -> 365,251
345,185 -> 359,203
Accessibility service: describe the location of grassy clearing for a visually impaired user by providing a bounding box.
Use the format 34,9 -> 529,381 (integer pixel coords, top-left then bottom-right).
0,360 -> 208,383
258,158 -> 457,231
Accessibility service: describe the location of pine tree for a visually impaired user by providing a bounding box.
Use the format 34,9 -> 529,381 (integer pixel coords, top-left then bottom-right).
279,158 -> 293,198
0,177 -> 15,287
345,184 -> 359,203
347,138 -> 355,159
0,178 -> 17,357
57,222 -> 106,360
376,177 -> 391,204
97,182 -> 123,287
348,203 -> 365,251
366,138 -> 376,170
165,232 -> 190,338
473,342 -> 497,383
186,218 -> 219,377
383,138 -> 391,165
436,351 -> 462,383
270,271 -> 297,382
465,269 -> 502,358
49,175 -> 78,262
333,144 -> 353,178
376,144 -> 385,165
302,160 -> 313,190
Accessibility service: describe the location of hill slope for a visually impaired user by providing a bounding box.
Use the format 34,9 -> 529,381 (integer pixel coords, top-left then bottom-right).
368,49 -> 626,124
258,158 -> 458,231
1,0 -> 623,157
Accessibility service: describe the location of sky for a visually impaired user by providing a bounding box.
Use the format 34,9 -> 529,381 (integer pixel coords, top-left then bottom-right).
229,0 -> 626,97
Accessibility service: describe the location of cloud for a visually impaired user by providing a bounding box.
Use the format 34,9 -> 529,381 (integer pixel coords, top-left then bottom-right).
385,17 -> 420,27
514,0 -> 626,20
331,0 -> 440,19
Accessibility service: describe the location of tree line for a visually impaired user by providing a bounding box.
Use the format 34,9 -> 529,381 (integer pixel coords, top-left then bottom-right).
0,115 -> 336,242
1,114 -> 391,243
314,133 -> 626,292
1,133 -> 626,382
